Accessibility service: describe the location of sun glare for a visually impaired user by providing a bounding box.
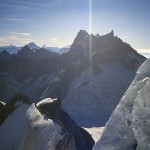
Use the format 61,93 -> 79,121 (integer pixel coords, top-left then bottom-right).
89,0 -> 93,71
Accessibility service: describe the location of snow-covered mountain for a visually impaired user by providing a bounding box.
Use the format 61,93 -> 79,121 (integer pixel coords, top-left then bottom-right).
0,30 -> 146,128
0,42 -> 39,55
0,50 -> 12,61
0,96 -> 94,150
17,45 -> 59,60
0,45 -> 21,54
27,42 -> 40,49
93,58 -> 150,150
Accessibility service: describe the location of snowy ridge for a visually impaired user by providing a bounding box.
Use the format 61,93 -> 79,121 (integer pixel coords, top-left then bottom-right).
93,58 -> 150,150
27,42 -> 40,49
20,104 -> 63,150
0,98 -> 94,150
0,103 -> 63,150
36,98 -> 55,107
0,45 -> 21,54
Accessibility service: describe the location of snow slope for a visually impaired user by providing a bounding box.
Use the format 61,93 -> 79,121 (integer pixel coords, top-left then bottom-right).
62,64 -> 137,127
20,104 -> 63,150
93,58 -> 150,150
0,104 -> 30,150
0,97 -> 94,150
0,103 -> 64,150
84,127 -> 104,142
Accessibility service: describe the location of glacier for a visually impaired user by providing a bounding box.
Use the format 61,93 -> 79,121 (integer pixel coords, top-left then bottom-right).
93,58 -> 150,150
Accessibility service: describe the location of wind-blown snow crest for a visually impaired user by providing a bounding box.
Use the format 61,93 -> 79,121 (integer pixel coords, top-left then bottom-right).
0,103 -> 63,150
20,104 -> 63,150
93,58 -> 150,150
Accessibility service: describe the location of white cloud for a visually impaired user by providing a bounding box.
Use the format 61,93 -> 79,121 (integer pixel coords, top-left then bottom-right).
0,33 -> 32,46
51,37 -> 58,41
3,18 -> 30,23
2,0 -> 61,9
49,37 -> 72,47
1,4 -> 41,10
12,32 -> 32,37
0,33 -> 72,47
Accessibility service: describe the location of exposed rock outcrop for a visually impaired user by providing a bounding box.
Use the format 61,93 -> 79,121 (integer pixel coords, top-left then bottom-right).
93,58 -> 150,150
36,98 -> 94,150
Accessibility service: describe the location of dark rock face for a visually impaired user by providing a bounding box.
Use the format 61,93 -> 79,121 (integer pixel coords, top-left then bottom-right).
17,45 -> 59,60
0,50 -> 12,61
36,98 -> 95,150
0,101 -> 6,125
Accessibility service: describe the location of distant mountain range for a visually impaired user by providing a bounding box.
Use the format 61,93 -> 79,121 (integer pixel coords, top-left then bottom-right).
0,30 -> 146,128
0,45 -> 21,54
0,42 -> 70,55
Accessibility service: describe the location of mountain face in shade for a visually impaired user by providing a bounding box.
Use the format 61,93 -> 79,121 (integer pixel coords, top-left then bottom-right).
0,30 -> 146,127
17,45 -> 59,60
0,50 -> 12,61
69,29 -> 144,67
27,42 -> 40,49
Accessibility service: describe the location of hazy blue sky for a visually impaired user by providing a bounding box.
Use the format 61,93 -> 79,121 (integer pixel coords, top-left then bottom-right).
0,0 -> 150,52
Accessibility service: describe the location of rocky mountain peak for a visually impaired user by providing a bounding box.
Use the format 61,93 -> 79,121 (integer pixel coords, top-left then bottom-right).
27,42 -> 39,49
21,45 -> 30,51
73,30 -> 89,44
110,30 -> 114,36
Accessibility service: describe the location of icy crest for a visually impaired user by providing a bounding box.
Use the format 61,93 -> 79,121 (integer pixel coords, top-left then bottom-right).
93,58 -> 150,150
20,104 -> 62,150
36,98 -> 53,107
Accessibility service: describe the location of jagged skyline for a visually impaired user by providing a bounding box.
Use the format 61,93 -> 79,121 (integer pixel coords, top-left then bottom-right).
0,0 -> 150,53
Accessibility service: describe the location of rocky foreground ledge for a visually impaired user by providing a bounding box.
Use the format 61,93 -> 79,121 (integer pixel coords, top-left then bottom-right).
93,58 -> 150,150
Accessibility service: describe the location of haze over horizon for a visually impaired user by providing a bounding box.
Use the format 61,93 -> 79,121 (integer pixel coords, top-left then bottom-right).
0,0 -> 150,53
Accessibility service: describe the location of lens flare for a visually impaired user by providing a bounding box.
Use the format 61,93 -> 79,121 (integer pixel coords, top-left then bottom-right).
89,0 -> 92,71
